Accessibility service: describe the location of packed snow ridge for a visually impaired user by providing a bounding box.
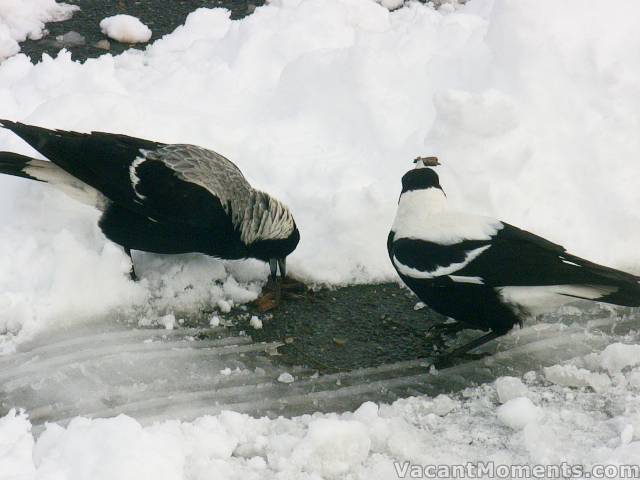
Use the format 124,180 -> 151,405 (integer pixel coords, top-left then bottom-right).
0,0 -> 78,60
99,14 -> 152,44
3,343 -> 640,479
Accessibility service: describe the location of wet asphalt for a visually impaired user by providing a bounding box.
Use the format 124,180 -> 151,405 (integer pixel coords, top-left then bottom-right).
16,0 -> 452,372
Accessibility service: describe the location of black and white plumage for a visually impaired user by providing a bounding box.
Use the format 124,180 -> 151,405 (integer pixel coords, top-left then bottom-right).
0,120 -> 300,280
388,157 -> 640,357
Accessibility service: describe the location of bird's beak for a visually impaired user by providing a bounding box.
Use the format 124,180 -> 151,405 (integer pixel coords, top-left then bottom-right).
269,258 -> 278,281
278,257 -> 287,280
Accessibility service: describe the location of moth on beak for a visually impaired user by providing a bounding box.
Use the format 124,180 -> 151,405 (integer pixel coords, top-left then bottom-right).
269,257 -> 287,281
413,156 -> 440,168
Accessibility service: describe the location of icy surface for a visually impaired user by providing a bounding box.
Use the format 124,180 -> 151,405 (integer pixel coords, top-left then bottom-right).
99,14 -> 152,44
3,322 -> 640,478
0,305 -> 639,478
0,0 -> 77,60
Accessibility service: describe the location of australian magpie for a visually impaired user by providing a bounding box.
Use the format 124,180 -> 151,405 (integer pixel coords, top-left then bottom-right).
388,156 -> 640,363
0,120 -> 300,282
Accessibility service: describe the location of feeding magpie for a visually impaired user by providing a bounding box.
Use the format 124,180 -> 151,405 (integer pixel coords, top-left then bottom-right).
0,120 -> 300,283
388,156 -> 640,363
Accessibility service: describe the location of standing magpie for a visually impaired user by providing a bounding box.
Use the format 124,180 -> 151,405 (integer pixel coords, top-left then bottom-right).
388,156 -> 640,362
0,120 -> 300,282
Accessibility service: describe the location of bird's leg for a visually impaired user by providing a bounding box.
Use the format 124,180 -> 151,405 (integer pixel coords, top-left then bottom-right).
255,260 -> 281,312
427,321 -> 466,338
433,331 -> 499,368
256,258 -> 306,312
124,247 -> 138,281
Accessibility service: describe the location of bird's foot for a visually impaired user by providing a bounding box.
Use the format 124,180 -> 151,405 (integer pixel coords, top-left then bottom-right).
129,266 -> 139,282
429,331 -> 499,368
432,350 -> 492,369
254,277 -> 307,312
279,277 -> 306,294
427,321 -> 465,338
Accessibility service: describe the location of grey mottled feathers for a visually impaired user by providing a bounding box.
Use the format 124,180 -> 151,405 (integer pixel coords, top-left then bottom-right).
140,144 -> 295,244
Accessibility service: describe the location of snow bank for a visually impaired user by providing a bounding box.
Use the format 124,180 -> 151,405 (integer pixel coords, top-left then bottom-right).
0,0 -> 78,60
4,368 -> 640,479
99,15 -> 152,44
2,0 -> 640,345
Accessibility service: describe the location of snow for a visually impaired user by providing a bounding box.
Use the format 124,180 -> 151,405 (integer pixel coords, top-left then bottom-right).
249,315 -> 262,329
376,0 -> 404,11
291,418 -> 371,478
494,376 -> 528,403
277,372 -> 294,384
156,313 -> 177,330
0,0 -> 78,60
217,299 -> 232,313
496,397 -> 542,430
99,15 -> 152,44
1,0 -> 640,476
544,364 -> 612,393
598,343 -> 640,374
209,314 -> 221,327
3,361 -> 640,478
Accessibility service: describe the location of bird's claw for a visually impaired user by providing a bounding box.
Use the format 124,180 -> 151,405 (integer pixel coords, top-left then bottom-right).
254,277 -> 307,312
432,350 -> 492,369
427,321 -> 465,337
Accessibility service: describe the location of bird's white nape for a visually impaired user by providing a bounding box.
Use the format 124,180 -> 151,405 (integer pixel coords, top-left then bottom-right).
392,189 -> 503,245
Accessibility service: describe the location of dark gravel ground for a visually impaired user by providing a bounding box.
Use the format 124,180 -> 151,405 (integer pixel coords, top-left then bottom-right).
20,0 -> 265,62
241,284 -> 449,372
17,0 -> 457,373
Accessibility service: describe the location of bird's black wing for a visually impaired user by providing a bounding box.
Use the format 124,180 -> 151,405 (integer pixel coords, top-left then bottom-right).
391,236 -> 492,276
391,222 -> 640,289
0,120 -> 234,229
458,223 -> 640,288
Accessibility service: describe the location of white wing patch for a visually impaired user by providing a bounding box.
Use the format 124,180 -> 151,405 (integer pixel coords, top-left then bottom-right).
448,275 -> 484,284
497,284 -> 618,316
129,155 -> 147,200
562,260 -> 581,267
393,245 -> 491,279
392,189 -> 503,245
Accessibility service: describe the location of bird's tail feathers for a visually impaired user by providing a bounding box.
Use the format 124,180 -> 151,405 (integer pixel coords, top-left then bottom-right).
557,252 -> 640,307
599,284 -> 640,308
0,152 -> 46,182
0,151 -> 104,208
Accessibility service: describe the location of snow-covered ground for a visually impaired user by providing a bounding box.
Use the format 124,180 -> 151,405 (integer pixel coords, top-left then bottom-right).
1,0 -> 640,477
2,313 -> 640,479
